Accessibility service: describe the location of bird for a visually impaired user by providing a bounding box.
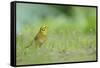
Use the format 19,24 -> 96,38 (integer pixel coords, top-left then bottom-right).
34,24 -> 48,47
25,24 -> 48,48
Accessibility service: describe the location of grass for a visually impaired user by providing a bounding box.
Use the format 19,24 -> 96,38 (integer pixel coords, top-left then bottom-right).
16,22 -> 96,65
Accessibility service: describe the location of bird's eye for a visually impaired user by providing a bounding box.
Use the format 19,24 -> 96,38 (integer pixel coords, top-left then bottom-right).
41,29 -> 45,31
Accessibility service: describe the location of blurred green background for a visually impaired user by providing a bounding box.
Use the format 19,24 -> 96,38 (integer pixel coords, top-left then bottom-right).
16,3 -> 97,65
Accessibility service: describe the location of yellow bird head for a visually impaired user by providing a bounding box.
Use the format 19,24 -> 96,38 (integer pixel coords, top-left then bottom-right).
40,25 -> 48,35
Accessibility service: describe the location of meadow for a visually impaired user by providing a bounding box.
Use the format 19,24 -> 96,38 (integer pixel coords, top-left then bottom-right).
16,3 -> 97,65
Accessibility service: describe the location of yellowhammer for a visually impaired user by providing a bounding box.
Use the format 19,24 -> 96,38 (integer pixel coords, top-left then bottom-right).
34,25 -> 48,47
25,25 -> 48,48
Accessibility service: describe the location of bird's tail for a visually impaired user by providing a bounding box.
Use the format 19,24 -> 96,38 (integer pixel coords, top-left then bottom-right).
25,39 -> 34,48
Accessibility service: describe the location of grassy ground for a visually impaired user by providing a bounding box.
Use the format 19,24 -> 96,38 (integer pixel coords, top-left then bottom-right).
16,23 -> 96,65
